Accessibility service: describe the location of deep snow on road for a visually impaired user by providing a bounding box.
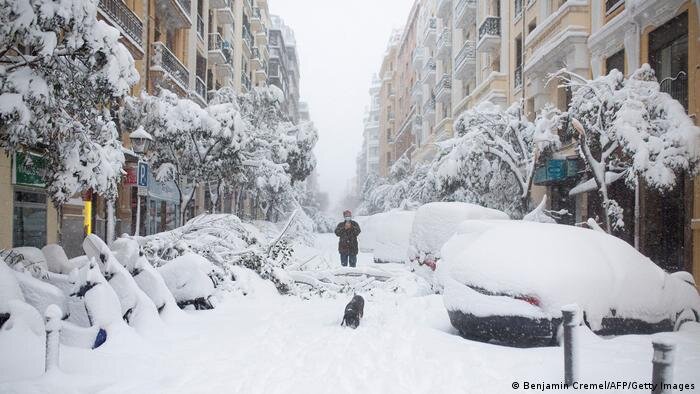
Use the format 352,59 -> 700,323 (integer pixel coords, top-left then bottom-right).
2,233 -> 700,394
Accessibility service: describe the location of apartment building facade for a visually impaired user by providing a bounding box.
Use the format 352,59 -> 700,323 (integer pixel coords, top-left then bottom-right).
357,76 -> 383,187
0,0 -> 281,256
361,0 -> 700,283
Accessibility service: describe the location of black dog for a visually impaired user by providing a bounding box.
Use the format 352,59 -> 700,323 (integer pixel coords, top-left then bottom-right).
341,295 -> 365,329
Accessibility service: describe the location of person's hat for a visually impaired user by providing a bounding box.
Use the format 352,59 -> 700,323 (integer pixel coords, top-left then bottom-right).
343,210 -> 352,217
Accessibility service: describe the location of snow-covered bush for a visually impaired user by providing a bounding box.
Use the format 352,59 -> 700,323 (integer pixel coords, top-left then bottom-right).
0,0 -> 138,204
141,214 -> 295,295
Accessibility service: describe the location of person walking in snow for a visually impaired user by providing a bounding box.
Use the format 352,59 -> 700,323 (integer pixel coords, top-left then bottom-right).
335,210 -> 361,268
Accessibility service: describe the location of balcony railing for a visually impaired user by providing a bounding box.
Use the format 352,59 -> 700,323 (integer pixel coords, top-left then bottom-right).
478,16 -> 501,41
437,28 -> 451,54
455,40 -> 475,68
423,18 -> 437,43
436,74 -> 452,92
514,65 -> 523,90
177,0 -> 191,15
208,32 -> 223,50
152,42 -> 189,89
241,73 -> 251,90
454,0 -> 477,24
98,0 -> 144,47
242,25 -> 253,50
660,72 -> 688,110
423,95 -> 436,112
195,76 -> 207,102
605,0 -> 624,14
253,6 -> 261,18
423,58 -> 436,75
514,0 -> 523,19
197,14 -> 205,39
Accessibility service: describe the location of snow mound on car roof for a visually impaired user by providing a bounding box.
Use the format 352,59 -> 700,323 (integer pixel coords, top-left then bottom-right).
409,202 -> 509,260
440,220 -> 700,330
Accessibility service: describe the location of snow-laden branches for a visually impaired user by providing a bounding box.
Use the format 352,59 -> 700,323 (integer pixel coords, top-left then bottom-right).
0,0 -> 138,204
554,64 -> 700,232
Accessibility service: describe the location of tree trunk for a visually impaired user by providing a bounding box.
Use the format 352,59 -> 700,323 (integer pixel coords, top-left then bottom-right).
106,199 -> 115,247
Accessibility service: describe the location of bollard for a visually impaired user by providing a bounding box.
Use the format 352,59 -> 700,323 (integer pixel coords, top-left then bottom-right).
652,340 -> 675,394
561,305 -> 579,386
44,304 -> 62,373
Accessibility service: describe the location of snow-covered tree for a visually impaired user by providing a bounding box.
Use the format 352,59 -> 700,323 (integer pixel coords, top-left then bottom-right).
0,0 -> 138,204
434,101 -> 560,216
122,90 -> 245,224
556,64 -> 700,233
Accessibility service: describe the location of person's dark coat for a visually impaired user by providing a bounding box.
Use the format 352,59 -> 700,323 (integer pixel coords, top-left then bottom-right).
335,220 -> 361,255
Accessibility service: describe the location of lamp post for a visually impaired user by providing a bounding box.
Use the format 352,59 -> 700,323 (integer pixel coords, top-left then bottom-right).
129,127 -> 153,236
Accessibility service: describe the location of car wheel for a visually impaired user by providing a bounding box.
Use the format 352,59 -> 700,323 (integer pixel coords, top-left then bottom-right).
674,308 -> 698,331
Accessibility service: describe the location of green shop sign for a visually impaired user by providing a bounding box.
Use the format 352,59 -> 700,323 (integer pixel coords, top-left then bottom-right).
13,152 -> 47,187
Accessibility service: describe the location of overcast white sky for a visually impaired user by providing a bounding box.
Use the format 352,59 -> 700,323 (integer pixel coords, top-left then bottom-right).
268,0 -> 415,211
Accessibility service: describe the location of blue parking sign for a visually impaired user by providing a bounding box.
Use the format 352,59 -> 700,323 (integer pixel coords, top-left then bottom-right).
137,161 -> 149,187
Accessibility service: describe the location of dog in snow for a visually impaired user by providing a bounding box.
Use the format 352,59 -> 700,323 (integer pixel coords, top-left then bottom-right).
341,294 -> 364,329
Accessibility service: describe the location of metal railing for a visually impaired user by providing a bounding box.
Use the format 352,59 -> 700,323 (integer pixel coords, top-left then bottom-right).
660,72 -> 688,110
423,58 -> 436,75
424,18 -> 437,41
242,25 -> 253,49
195,76 -> 207,101
98,0 -> 144,46
436,74 -> 452,92
455,40 -> 476,68
208,33 -> 223,50
437,28 -> 451,50
605,0 -> 624,14
252,47 -> 260,59
514,0 -> 523,19
241,73 -> 251,90
152,42 -> 189,88
177,0 -> 191,14
197,14 -> 205,39
455,0 -> 476,20
423,95 -> 436,111
478,16 -> 501,41
253,6 -> 261,18
514,65 -> 523,89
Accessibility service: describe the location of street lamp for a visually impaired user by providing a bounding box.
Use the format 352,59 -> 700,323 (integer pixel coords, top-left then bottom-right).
129,127 -> 153,236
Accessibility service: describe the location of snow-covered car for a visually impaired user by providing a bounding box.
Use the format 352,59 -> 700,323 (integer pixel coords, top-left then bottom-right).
440,221 -> 700,346
358,210 -> 415,264
407,202 -> 508,282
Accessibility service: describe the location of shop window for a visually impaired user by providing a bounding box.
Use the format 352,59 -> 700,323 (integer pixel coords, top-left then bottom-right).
13,188 -> 47,248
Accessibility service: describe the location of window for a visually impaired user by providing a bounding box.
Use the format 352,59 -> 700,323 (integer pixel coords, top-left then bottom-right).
13,189 -> 47,248
605,49 -> 624,75
514,35 -> 523,89
649,12 -> 688,110
528,20 -> 537,35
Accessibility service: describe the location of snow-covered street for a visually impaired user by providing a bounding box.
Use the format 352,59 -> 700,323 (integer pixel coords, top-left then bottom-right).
3,233 -> 700,394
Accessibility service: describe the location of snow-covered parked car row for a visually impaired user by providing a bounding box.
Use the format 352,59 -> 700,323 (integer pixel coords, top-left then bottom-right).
0,235 -> 216,361
359,202 -> 700,346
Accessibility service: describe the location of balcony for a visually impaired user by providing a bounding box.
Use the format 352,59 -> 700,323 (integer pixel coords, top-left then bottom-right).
423,94 -> 436,115
453,39 -> 476,80
216,1 -> 235,25
255,60 -> 268,79
241,73 -> 251,91
192,76 -> 207,106
255,27 -> 268,46
436,28 -> 451,59
412,47 -> 425,69
454,0 -> 477,26
216,61 -> 234,78
434,74 -> 452,103
242,25 -> 253,53
208,33 -> 227,64
436,0 -> 452,18
423,18 -> 437,45
476,16 -> 501,53
411,82 -> 422,104
97,0 -> 144,58
196,14 -> 205,40
422,58 -> 436,84
155,0 -> 191,28
252,7 -> 263,30
150,42 -> 190,93
413,114 -> 423,130
514,65 -> 523,90
251,47 -> 262,68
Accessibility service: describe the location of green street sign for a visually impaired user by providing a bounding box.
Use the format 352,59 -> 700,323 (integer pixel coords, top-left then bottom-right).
13,152 -> 47,188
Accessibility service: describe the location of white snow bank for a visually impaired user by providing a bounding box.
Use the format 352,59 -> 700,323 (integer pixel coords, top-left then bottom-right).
12,270 -> 69,320
440,221 -> 700,330
41,244 -> 79,274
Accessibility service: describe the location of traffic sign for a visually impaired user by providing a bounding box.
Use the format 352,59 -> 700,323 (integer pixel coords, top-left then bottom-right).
137,161 -> 149,187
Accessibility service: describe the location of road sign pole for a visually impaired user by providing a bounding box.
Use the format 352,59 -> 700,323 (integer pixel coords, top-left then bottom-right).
134,161 -> 149,237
